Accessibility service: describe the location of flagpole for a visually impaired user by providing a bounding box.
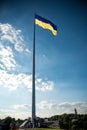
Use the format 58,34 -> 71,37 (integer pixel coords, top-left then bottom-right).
32,15 -> 36,128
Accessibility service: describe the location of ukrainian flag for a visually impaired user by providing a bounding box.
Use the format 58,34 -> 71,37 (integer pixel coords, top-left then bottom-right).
35,14 -> 57,36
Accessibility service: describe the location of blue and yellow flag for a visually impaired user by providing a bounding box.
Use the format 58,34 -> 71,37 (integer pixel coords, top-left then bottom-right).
35,14 -> 57,36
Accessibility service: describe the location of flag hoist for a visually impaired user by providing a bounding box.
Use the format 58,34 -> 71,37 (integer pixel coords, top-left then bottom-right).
32,14 -> 57,128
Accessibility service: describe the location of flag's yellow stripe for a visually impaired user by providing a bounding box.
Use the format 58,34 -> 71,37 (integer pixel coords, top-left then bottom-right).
35,19 -> 57,36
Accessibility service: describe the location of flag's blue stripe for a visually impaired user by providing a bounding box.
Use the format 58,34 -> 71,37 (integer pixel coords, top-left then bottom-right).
35,14 -> 57,31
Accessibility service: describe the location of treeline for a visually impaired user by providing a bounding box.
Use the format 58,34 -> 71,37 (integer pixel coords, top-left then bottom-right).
49,114 -> 87,130
0,114 -> 87,130
0,116 -> 24,127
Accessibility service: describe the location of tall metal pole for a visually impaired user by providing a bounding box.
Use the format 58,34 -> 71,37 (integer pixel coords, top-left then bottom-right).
32,15 -> 36,128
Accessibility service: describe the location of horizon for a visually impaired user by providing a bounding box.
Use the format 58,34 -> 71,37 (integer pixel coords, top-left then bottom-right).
1,112 -> 87,120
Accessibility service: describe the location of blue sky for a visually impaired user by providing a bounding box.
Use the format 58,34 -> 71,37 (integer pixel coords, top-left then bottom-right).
0,0 -> 87,119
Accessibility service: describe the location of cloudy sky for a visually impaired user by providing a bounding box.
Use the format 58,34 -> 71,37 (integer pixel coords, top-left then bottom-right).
0,0 -> 87,119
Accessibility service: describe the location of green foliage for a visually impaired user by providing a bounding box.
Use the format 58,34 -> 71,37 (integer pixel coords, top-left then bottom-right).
0,114 -> 87,130
71,124 -> 78,130
49,114 -> 87,130
31,128 -> 63,130
49,115 -> 59,121
2,116 -> 12,124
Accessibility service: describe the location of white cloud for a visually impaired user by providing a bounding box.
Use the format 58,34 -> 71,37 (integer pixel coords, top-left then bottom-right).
0,108 -> 30,119
36,79 -> 54,92
0,101 -> 87,119
37,101 -> 55,109
0,45 -> 16,70
0,70 -> 32,91
25,48 -> 31,54
0,23 -> 31,71
58,102 -> 87,114
13,104 -> 31,110
0,23 -> 26,52
0,70 -> 54,91
37,101 -> 87,115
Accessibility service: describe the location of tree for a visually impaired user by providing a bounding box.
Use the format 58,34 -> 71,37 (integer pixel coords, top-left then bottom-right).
3,116 -> 12,124
74,108 -> 77,119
